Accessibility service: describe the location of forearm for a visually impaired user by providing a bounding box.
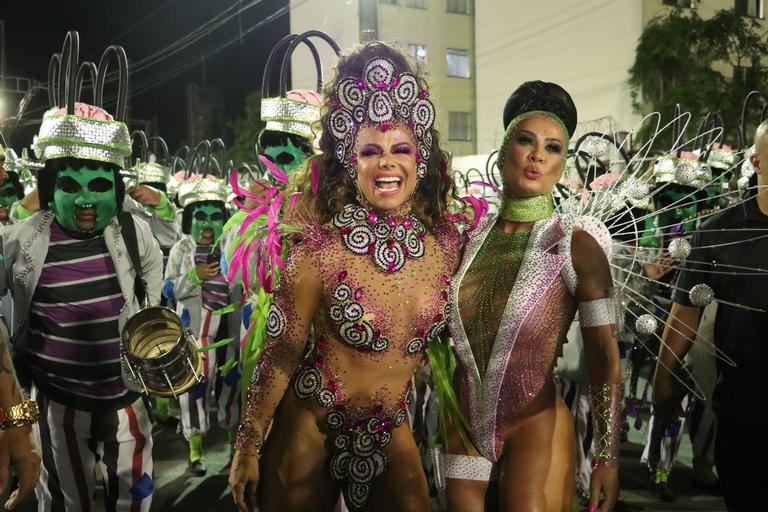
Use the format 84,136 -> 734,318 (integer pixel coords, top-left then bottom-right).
235,338 -> 303,455
0,331 -> 24,408
654,302 -> 700,386
580,324 -> 622,467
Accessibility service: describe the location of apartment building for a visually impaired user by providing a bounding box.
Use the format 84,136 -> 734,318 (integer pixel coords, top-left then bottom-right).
474,0 -> 768,154
289,0 -> 477,156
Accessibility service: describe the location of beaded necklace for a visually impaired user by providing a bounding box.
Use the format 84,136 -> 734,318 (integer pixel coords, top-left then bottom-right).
333,203 -> 426,273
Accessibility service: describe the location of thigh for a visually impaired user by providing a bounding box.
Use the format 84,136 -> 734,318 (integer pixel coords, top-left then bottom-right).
258,397 -> 339,512
97,398 -> 154,512
498,394 -> 575,512
365,425 -> 430,512
444,422 -> 495,512
34,390 -> 97,512
714,415 -> 767,511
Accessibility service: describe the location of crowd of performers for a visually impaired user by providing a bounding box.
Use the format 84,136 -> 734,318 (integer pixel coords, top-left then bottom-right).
0,30 -> 765,512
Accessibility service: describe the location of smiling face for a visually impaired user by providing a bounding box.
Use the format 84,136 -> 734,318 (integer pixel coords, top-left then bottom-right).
53,166 -> 117,233
501,114 -> 566,198
354,124 -> 418,211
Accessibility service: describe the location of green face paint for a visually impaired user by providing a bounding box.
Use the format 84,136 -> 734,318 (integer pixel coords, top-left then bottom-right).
0,182 -> 17,211
53,166 -> 117,233
262,138 -> 308,176
190,204 -> 224,244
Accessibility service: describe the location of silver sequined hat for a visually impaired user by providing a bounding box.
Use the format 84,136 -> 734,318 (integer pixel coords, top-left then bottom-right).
259,31 -> 340,148
177,178 -> 229,207
34,105 -> 131,167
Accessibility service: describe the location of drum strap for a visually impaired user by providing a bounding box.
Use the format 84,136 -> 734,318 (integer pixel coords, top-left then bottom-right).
118,212 -> 147,308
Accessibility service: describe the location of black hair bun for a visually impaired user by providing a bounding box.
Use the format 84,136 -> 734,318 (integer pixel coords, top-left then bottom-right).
502,81 -> 577,137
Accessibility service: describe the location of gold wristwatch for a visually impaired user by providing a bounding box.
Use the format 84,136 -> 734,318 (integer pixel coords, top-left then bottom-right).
0,400 -> 40,429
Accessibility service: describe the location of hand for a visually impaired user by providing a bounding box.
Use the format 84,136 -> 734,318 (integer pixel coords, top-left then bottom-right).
589,464 -> 619,512
652,371 -> 684,425
195,263 -> 220,281
0,426 -> 41,510
642,252 -> 675,281
229,449 -> 259,512
128,185 -> 162,207
20,190 -> 40,214
243,180 -> 270,210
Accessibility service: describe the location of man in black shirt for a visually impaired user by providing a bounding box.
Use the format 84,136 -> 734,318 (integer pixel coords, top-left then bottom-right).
653,121 -> 768,511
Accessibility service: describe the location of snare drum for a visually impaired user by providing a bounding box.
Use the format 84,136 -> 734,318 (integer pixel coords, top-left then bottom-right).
121,306 -> 203,398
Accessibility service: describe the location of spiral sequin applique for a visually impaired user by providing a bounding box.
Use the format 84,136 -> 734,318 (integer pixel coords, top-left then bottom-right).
333,204 -> 426,273
265,303 -> 286,338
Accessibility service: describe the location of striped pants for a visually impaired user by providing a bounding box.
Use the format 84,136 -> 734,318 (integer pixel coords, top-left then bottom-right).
179,308 -> 241,440
32,387 -> 154,512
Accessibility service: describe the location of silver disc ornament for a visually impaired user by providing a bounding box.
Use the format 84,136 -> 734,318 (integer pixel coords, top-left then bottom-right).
689,283 -> 715,307
667,238 -> 692,261
635,314 -> 658,336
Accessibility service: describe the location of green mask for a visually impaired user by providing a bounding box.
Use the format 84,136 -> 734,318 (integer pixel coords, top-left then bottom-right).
53,166 -> 117,233
656,188 -> 698,234
0,182 -> 17,211
262,138 -> 308,177
190,204 -> 224,244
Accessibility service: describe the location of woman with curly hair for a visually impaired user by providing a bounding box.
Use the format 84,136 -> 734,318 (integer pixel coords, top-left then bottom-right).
443,81 -> 621,512
228,41 -> 462,512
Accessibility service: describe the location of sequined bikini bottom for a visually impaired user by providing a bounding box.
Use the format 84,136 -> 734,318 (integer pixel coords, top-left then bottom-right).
292,363 -> 411,510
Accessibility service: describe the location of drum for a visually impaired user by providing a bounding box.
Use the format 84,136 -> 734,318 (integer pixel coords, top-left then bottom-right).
121,306 -> 203,398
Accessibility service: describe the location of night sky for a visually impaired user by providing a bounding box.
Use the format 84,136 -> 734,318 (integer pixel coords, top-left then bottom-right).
1,0 -> 289,152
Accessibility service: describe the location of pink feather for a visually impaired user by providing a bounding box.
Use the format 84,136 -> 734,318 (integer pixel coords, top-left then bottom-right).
259,155 -> 289,184
468,180 -> 501,195
289,191 -> 302,210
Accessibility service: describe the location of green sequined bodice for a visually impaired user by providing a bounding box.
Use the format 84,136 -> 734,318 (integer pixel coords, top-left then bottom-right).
458,225 -> 531,378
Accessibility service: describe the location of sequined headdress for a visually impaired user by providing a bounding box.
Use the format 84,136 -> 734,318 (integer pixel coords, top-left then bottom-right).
129,130 -> 172,186
176,139 -> 229,207
328,57 -> 436,180
259,31 -> 341,146
33,32 -> 131,168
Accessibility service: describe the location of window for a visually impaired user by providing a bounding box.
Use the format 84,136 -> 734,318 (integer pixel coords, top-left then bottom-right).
446,48 -> 470,78
449,112 -> 472,141
406,0 -> 426,8
379,0 -> 398,4
408,44 -> 428,62
736,0 -> 763,17
662,0 -> 696,7
447,0 -> 469,13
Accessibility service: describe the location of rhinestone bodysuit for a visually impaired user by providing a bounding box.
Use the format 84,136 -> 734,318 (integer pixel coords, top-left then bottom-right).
237,209 -> 461,510
450,213 -> 576,461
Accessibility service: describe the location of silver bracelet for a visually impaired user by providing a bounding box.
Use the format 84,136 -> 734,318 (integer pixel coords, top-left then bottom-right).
579,297 -> 616,327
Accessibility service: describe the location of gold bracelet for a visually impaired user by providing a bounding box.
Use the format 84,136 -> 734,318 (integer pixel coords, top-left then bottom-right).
0,400 -> 40,430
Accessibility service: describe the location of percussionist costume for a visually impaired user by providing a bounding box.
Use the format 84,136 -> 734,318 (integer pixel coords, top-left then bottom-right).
123,140 -> 180,273
0,35 -> 162,512
231,49 -> 463,511
164,177 -> 241,475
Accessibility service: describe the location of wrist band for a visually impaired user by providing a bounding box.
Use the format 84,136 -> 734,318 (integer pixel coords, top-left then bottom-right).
0,400 -> 40,429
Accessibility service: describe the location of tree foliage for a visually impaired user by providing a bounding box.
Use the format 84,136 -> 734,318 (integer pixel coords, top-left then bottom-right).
629,8 -> 768,146
229,90 -> 265,165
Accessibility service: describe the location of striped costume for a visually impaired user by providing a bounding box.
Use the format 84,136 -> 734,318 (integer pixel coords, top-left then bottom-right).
29,221 -> 154,511
164,235 -> 241,441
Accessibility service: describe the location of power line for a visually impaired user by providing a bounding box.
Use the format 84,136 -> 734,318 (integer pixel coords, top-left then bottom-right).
84,0 -> 177,59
